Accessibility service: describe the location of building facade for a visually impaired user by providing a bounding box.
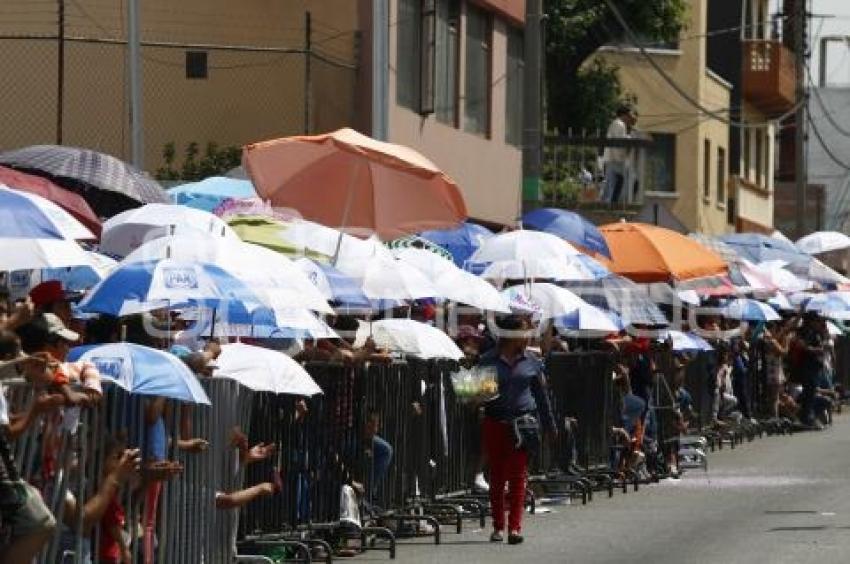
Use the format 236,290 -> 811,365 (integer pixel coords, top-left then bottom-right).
589,0 -> 732,235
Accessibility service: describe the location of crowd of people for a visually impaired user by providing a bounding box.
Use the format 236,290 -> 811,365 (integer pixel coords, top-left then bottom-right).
1,274 -> 849,562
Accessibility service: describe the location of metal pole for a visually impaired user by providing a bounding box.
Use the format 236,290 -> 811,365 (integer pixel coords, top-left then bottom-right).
819,36 -> 829,87
522,0 -> 543,207
304,11 -> 312,135
57,0 -> 65,144
372,0 -> 389,140
128,0 -> 144,169
794,0 -> 807,238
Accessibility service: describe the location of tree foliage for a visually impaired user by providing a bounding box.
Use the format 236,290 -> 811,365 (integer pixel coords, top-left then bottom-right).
155,142 -> 242,182
545,0 -> 687,132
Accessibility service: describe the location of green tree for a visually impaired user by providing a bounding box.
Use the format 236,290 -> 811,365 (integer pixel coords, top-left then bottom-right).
545,0 -> 687,132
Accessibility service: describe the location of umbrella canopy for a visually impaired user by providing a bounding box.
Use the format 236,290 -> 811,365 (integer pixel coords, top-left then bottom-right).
501,283 -> 587,320
666,330 -> 714,352
276,218 -> 393,261
0,184 -> 94,240
522,208 -> 612,258
796,231 -> 850,255
0,165 -> 101,236
243,128 -> 467,239
294,258 -> 372,309
688,233 -> 742,263
601,223 -> 727,283
555,306 -> 623,334
747,260 -> 813,293
767,292 -> 794,312
335,256 -> 437,300
719,233 -> 809,266
723,298 -> 781,322
419,222 -> 494,267
205,304 -> 338,340
214,343 -> 321,396
0,238 -> 96,271
355,319 -> 464,360
168,177 -> 257,212
801,292 -> 850,320
562,275 -> 669,326
393,248 -> 510,312
68,343 -> 210,404
470,230 -> 581,281
122,233 -> 332,313
101,203 -> 238,258
0,145 -> 168,217
37,251 -> 118,292
77,259 -> 265,316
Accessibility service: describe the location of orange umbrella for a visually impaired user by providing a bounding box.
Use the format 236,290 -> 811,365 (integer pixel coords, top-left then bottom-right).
599,222 -> 728,283
242,128 -> 467,240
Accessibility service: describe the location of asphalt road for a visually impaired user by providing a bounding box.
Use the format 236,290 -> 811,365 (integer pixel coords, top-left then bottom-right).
380,413 -> 850,564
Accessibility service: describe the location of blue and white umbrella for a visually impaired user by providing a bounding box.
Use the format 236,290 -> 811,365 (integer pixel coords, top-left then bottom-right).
801,292 -> 850,320
0,184 -> 94,240
36,251 -> 118,292
294,258 -> 372,309
168,177 -> 257,212
77,258 -> 265,316
723,298 -> 781,322
521,208 -> 612,258
665,330 -> 714,352
68,342 -> 211,404
562,276 -> 669,326
767,292 -> 794,312
419,222 -> 494,267
555,305 -> 623,334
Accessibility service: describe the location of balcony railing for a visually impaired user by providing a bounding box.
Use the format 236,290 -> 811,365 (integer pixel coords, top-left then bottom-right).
742,40 -> 797,117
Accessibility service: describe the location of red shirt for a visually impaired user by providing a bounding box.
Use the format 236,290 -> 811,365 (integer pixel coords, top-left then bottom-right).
99,495 -> 126,562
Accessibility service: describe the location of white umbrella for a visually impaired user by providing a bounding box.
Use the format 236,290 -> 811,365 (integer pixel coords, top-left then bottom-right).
101,203 -> 238,257
0,238 -> 96,271
471,230 -> 581,281
723,298 -> 781,322
751,261 -> 813,293
335,256 -> 436,300
665,330 -> 714,352
767,292 -> 794,311
355,319 -> 464,360
392,248 -> 510,312
122,233 -> 332,313
796,231 -> 850,255
214,343 -> 322,396
501,283 -> 587,320
276,219 -> 392,261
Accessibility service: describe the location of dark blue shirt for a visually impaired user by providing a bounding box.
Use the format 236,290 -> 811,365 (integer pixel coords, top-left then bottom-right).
481,349 -> 556,432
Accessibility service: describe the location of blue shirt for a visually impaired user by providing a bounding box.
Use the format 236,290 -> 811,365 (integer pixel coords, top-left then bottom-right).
147,416 -> 167,461
481,349 -> 556,432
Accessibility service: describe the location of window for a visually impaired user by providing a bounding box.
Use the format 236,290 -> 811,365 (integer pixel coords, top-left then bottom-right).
420,0 -> 437,115
744,0 -> 753,39
645,133 -> 676,193
464,5 -> 491,136
756,0 -> 766,40
704,139 -> 711,200
717,146 -> 726,204
742,130 -> 751,181
435,0 -> 460,125
186,51 -> 208,79
505,27 -> 524,146
755,130 -> 763,187
397,0 -> 421,110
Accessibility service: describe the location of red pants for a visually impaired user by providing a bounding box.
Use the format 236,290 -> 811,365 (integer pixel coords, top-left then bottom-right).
143,481 -> 162,564
482,416 -> 528,533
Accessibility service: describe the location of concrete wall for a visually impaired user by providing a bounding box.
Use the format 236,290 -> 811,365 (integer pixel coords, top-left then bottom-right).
0,0 -> 360,172
807,87 -> 850,232
590,0 -> 732,235
386,0 -> 523,226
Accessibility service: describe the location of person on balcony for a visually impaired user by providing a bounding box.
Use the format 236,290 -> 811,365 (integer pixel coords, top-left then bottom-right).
603,105 -> 637,207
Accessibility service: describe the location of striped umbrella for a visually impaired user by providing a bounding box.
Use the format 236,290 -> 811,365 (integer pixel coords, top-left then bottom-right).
0,145 -> 168,217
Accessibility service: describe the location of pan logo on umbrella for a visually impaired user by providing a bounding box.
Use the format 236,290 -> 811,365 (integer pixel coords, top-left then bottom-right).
10,271 -> 31,288
90,357 -> 124,380
163,267 -> 199,289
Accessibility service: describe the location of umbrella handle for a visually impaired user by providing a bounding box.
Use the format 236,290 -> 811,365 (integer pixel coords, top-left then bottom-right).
331,160 -> 363,266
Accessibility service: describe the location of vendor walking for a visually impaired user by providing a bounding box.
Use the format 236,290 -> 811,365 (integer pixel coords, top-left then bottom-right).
480,315 -> 557,545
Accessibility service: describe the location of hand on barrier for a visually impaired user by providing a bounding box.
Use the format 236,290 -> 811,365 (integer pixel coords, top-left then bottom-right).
32,391 -> 65,414
115,448 -> 142,483
179,437 -> 210,453
145,460 -> 183,481
244,442 -> 277,465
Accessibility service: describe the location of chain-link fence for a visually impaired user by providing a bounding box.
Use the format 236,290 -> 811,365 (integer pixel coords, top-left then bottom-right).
0,1 -> 359,174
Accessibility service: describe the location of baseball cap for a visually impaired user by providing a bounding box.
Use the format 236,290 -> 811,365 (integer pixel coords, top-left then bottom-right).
40,312 -> 80,342
29,281 -> 69,309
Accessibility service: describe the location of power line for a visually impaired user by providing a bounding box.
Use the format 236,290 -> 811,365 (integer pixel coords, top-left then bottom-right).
603,0 -> 803,129
806,63 -> 850,137
807,106 -> 850,171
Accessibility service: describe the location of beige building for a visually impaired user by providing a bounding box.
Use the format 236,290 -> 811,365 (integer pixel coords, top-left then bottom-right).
0,0 -> 360,174
589,0 -> 732,235
0,0 -> 526,228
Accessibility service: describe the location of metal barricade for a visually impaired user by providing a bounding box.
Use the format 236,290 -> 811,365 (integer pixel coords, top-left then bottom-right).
833,336 -> 850,390
683,352 -> 717,430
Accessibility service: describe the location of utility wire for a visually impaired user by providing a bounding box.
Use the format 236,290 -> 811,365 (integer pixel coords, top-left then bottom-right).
603,0 -> 804,129
806,63 -> 850,138
807,106 -> 850,171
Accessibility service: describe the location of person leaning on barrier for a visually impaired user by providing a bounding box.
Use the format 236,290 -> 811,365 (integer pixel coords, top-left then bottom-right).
479,314 -> 557,546
0,330 -> 58,564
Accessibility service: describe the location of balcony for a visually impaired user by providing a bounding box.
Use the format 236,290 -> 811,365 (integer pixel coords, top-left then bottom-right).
741,40 -> 797,117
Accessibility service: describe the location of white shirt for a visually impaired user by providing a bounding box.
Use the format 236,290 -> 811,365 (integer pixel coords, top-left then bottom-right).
0,383 -> 9,426
604,117 -> 630,163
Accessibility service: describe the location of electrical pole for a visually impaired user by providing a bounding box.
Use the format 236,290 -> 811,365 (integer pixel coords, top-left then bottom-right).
56,0 -> 65,144
304,11 -> 312,135
793,0 -> 807,238
128,0 -> 144,169
522,0 -> 543,213
371,0 -> 389,141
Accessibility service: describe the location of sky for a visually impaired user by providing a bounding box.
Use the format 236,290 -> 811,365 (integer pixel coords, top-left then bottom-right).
770,0 -> 850,86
